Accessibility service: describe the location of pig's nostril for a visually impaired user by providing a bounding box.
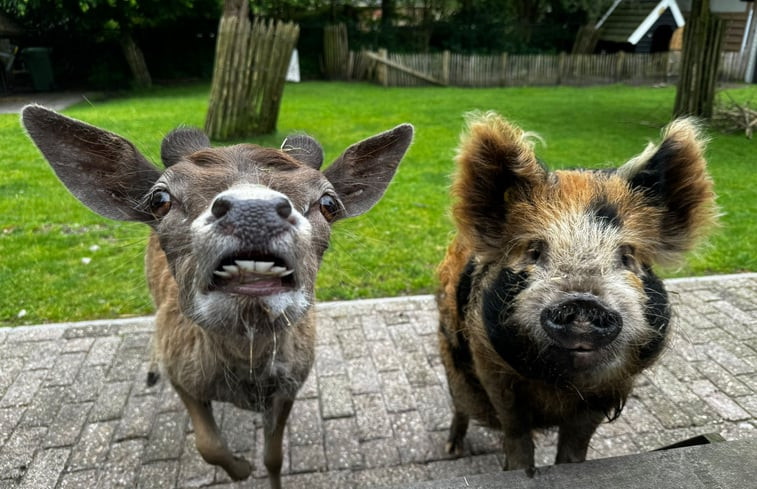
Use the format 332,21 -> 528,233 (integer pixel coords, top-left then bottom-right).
274,197 -> 292,219
211,197 -> 232,218
541,296 -> 622,348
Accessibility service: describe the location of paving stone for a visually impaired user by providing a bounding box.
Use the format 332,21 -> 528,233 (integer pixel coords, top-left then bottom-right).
60,337 -> 95,354
288,398 -> 322,446
390,410 -> 433,464
0,370 -> 46,408
58,469 -> 98,489
315,344 -> 346,378
89,381 -> 132,422
696,358 -> 752,397
323,417 -> 363,470
349,462 -> 428,488
735,394 -> 757,418
19,386 -> 68,428
318,374 -> 353,419
337,328 -> 369,360
44,402 -> 93,448
99,439 -> 144,488
379,369 -> 416,413
137,460 -> 179,489
23,341 -> 62,371
0,357 -> 24,398
690,379 -> 751,421
388,324 -> 421,353
359,438 -> 400,469
63,324 -> 121,339
115,394 -> 159,440
219,406 -> 256,453
84,336 -> 122,367
414,385 -> 451,432
67,365 -> 108,403
67,421 -> 116,471
354,393 -> 392,441
144,411 -> 187,461
107,348 -> 148,382
8,327 -> 64,344
424,453 -> 501,480
0,426 -> 47,481
44,353 -> 86,387
290,443 -> 327,473
360,313 -> 390,341
178,433 -> 217,487
368,340 -> 401,372
0,407 -> 24,447
17,446 -> 69,489
347,357 -> 380,394
705,342 -> 755,375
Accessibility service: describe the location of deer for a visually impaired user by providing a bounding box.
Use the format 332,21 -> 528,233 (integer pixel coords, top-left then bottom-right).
21,105 -> 413,487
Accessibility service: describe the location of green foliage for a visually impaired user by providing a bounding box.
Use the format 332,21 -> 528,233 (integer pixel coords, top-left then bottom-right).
1,82 -> 754,327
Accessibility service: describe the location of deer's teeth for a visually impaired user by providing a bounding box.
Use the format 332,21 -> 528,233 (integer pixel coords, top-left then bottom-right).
235,260 -> 256,272
279,269 -> 294,277
213,270 -> 233,278
253,261 -> 275,273
269,266 -> 286,275
222,265 -> 240,275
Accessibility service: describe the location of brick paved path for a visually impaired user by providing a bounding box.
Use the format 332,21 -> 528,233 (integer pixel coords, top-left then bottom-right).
1,274 -> 755,488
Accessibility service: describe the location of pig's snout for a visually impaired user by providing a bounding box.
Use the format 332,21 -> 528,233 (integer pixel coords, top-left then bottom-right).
540,295 -> 622,351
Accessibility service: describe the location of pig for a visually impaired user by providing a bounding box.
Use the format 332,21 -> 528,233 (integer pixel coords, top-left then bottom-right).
21,105 -> 413,487
436,112 -> 716,472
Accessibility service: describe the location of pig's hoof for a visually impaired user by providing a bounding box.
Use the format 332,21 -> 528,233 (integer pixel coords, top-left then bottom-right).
227,457 -> 252,481
525,466 -> 536,478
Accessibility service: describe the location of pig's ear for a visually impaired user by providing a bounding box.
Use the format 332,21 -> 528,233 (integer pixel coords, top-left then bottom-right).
324,123 -> 413,219
452,112 -> 547,250
618,118 -> 717,261
161,127 -> 210,167
21,105 -> 161,222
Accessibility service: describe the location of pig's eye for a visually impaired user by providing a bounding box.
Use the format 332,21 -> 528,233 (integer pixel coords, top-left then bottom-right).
620,245 -> 639,271
318,194 -> 341,222
149,189 -> 172,218
526,240 -> 546,263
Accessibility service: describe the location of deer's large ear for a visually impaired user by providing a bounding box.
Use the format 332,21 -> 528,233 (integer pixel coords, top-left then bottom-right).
618,118 -> 717,263
21,105 -> 161,223
324,123 -> 413,219
452,112 -> 547,251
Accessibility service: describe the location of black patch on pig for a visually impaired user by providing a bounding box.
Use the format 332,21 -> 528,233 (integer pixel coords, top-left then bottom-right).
456,259 -> 476,320
628,139 -> 676,205
637,267 -> 671,365
441,258 -> 483,391
591,199 -> 622,229
482,268 -> 574,383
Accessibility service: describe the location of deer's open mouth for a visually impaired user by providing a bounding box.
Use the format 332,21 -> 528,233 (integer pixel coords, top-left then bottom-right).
210,254 -> 296,296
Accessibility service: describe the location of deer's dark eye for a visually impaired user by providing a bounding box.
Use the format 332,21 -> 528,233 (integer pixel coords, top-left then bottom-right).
318,194 -> 340,222
150,190 -> 172,218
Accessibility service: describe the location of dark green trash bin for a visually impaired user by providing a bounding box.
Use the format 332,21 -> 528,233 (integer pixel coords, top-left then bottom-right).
21,47 -> 55,91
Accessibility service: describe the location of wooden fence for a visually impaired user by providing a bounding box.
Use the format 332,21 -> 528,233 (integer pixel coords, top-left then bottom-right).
344,50 -> 750,87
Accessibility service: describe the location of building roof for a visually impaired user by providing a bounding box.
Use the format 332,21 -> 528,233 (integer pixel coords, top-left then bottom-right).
597,0 -> 685,45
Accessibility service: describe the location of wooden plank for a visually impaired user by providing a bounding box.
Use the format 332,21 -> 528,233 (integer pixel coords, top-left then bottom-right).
365,51 -> 447,86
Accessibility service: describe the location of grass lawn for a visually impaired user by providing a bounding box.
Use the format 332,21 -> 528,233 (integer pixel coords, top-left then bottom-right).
1,82 -> 755,326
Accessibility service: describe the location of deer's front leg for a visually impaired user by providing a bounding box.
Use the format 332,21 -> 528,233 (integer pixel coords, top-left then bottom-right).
263,395 -> 294,489
173,384 -> 252,481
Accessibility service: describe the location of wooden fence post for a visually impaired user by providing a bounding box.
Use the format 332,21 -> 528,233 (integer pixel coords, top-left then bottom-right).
377,48 -> 389,87
323,23 -> 349,80
615,51 -> 625,82
500,52 -> 508,86
442,50 -> 450,85
205,13 -> 299,140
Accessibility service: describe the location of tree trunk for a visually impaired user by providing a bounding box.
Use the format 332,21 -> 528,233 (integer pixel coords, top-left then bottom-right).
673,0 -> 724,118
120,32 -> 152,89
205,2 -> 299,140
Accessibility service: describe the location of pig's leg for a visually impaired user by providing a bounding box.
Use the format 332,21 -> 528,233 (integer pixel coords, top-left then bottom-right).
445,410 -> 469,455
501,426 -> 535,471
174,384 -> 252,480
555,411 -> 603,464
263,395 -> 294,489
